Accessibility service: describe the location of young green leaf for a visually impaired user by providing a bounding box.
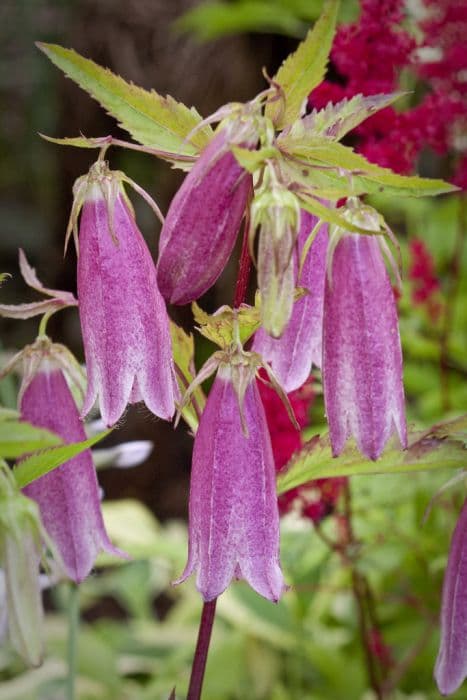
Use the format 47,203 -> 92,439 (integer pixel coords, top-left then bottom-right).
0,420 -> 62,458
285,92 -> 405,142
265,0 -> 339,129
37,43 -> 213,158
14,429 -> 112,488
277,418 -> 467,494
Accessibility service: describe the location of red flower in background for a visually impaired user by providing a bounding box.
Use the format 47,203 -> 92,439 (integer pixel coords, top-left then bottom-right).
408,238 -> 442,321
310,0 -> 467,184
257,372 -> 345,524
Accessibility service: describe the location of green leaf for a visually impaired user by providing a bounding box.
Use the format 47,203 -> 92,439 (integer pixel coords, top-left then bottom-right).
0,420 -> 62,458
14,429 -> 112,488
192,301 -> 261,348
279,138 -> 457,197
265,0 -> 339,129
277,417 -> 467,494
285,92 -> 404,142
37,43 -> 213,158
0,273 -> 11,286
170,321 -> 205,431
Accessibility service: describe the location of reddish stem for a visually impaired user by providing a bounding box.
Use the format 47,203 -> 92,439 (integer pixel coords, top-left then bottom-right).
187,599 -> 217,700
233,200 -> 252,309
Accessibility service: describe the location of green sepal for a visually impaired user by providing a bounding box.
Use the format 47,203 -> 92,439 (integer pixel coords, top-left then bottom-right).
37,43 -> 213,158
277,415 -> 467,495
231,144 -> 278,173
192,301 -> 262,349
14,429 -> 112,489
265,0 -> 339,129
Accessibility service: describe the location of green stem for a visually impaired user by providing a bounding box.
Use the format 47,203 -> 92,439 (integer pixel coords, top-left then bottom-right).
38,311 -> 53,338
66,583 -> 80,700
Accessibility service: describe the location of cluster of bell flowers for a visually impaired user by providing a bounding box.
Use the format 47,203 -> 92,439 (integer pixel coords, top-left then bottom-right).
0,88 -> 464,696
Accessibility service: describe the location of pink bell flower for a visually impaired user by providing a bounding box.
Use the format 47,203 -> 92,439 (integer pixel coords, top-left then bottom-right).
70,161 -> 177,427
19,339 -> 126,583
175,356 -> 286,602
322,203 -> 406,460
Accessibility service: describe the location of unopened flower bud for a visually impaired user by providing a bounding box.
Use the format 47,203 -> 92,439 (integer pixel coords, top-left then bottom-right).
157,126 -> 255,305
0,464 -> 49,666
252,176 -> 301,337
253,211 -> 328,390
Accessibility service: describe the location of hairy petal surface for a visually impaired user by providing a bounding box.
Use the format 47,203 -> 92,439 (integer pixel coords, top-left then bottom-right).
21,365 -> 124,582
175,363 -> 285,602
254,211 -> 328,391
157,130 -> 252,305
78,189 -> 176,426
435,498 -> 467,696
322,233 -> 406,459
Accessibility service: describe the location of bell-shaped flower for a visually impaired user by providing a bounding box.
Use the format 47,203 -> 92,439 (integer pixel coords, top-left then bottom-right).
253,211 -> 328,391
14,337 -> 126,583
435,497 -> 467,696
174,348 -> 290,602
322,201 -> 406,460
157,120 -> 256,305
69,160 -> 177,426
251,169 -> 301,338
0,461 -> 58,666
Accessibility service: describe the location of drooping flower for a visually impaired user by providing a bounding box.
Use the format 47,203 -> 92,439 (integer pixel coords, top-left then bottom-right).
435,497 -> 467,695
70,160 -> 177,427
157,124 -> 256,305
253,210 -> 328,391
322,201 -> 407,460
175,351 -> 287,602
16,337 -> 125,583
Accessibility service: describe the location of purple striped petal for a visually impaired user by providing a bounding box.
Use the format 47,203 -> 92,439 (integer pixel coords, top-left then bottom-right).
175,363 -> 285,602
322,233 -> 406,460
157,130 -> 252,305
78,187 -> 176,426
253,211 -> 328,391
435,498 -> 467,696
21,362 -> 125,583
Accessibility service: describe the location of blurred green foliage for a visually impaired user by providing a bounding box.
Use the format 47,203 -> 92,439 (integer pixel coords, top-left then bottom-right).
177,0 -> 359,40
